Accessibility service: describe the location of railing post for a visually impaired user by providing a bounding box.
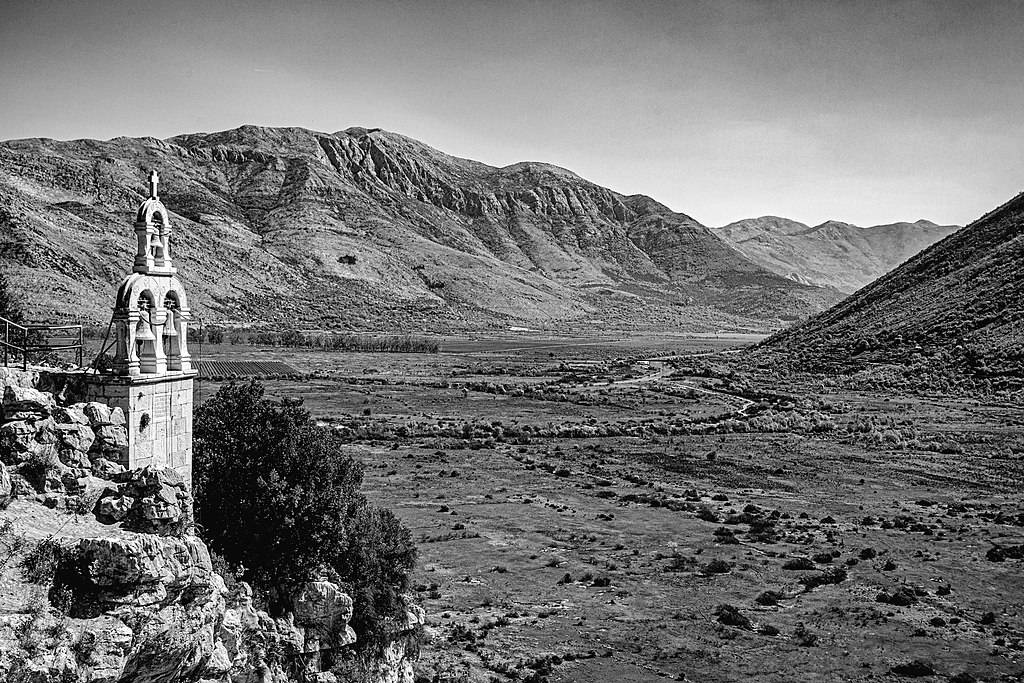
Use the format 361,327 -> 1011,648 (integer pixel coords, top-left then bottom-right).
0,318 -> 88,370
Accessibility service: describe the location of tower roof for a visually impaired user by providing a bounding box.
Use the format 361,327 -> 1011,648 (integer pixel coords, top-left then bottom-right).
136,198 -> 170,225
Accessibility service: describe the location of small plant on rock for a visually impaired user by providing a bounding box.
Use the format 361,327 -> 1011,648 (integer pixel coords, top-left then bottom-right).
19,538 -> 60,585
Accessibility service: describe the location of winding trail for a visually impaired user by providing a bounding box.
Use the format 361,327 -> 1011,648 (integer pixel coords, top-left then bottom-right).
597,357 -> 757,416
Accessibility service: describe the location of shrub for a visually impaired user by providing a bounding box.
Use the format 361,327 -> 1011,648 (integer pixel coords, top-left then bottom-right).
193,380 -> 416,652
245,330 -> 440,353
701,559 -> 732,575
799,566 -> 847,591
876,587 -> 917,606
793,622 -> 818,646
186,326 -> 225,345
20,539 -> 60,585
0,272 -> 24,325
0,519 -> 26,555
782,557 -> 815,570
714,604 -> 752,629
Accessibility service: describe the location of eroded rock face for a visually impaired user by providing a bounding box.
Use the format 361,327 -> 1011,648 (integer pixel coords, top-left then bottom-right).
74,533 -> 212,593
81,402 -> 113,427
52,532 -> 223,683
2,385 -> 55,419
54,405 -> 90,426
0,465 -> 11,508
0,523 -> 223,683
56,422 -> 96,454
294,580 -> 356,652
0,367 -> 38,391
113,465 -> 193,534
90,457 -> 126,480
0,419 -> 36,460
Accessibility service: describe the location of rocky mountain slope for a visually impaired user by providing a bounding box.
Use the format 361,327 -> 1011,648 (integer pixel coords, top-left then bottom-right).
0,125 -> 839,332
758,191 -> 1024,385
713,217 -> 959,293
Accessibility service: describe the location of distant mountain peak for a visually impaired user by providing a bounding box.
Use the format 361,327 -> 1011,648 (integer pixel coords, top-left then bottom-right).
338,126 -> 383,137
713,215 -> 960,293
499,161 -> 582,180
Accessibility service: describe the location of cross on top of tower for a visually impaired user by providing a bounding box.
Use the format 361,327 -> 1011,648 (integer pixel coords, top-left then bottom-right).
148,170 -> 159,199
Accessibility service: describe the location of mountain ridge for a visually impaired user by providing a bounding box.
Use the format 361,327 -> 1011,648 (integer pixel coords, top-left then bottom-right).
757,188 -> 1023,386
0,124 -> 842,331
713,216 -> 959,293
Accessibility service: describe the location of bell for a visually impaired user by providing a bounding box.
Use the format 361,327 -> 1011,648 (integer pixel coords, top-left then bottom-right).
135,317 -> 156,342
163,309 -> 178,337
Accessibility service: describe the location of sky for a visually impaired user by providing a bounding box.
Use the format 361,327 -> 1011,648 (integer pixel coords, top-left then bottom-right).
1,0 -> 1023,228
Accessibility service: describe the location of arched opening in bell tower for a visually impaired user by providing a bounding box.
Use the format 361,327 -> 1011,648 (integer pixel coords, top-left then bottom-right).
163,291 -> 183,370
135,290 -> 158,373
150,213 -> 166,260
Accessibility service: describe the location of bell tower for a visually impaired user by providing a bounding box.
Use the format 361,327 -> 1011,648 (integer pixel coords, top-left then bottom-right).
86,170 -> 197,483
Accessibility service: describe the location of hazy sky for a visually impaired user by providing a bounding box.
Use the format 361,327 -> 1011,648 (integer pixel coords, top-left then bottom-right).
2,0 -> 1023,227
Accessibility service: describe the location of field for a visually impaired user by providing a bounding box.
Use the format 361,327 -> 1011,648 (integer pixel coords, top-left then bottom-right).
195,333 -> 1024,683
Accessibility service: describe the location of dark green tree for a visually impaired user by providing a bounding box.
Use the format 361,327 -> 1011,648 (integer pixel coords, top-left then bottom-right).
193,380 -> 416,649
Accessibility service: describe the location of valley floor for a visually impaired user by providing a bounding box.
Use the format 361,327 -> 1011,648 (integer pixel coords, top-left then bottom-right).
196,335 -> 1024,682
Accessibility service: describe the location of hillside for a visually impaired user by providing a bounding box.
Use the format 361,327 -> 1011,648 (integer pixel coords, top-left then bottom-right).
713,217 -> 958,293
758,191 -> 1024,386
0,125 -> 838,332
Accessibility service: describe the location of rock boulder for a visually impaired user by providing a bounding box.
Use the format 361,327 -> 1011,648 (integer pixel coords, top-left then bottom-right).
294,579 -> 357,651
0,420 -> 36,461
55,422 -> 95,454
2,385 -> 55,419
54,405 -> 90,425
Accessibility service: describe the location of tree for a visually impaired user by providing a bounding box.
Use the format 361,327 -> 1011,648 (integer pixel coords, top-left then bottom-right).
193,380 -> 416,650
0,272 -> 23,325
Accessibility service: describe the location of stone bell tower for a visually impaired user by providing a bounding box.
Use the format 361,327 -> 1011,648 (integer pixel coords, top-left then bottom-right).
86,170 -> 196,483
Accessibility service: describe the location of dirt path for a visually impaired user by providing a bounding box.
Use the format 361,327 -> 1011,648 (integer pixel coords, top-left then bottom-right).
609,359 -> 757,415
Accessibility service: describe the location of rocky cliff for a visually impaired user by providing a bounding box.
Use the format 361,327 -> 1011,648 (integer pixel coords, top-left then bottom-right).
0,367 -> 422,683
0,126 -> 838,332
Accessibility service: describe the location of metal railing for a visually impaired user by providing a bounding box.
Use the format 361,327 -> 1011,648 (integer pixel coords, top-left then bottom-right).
1,315 -> 84,370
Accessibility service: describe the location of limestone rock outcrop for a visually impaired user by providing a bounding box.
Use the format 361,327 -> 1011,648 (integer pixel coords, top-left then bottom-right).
0,371 -> 130,501
0,464 -> 11,509
2,385 -> 56,419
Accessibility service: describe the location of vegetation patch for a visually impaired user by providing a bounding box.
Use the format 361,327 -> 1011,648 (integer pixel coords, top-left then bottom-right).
194,380 -> 417,652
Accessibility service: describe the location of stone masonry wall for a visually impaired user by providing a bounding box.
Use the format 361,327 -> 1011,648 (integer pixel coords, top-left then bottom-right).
84,375 -> 194,485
